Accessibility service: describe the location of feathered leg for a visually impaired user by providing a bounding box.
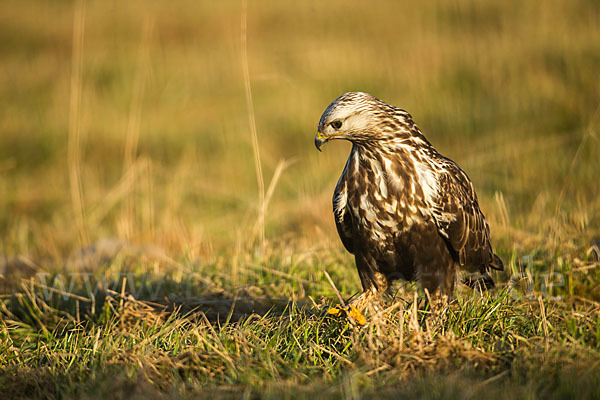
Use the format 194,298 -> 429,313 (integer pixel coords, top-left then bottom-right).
419,261 -> 456,297
327,253 -> 388,325
352,253 -> 389,305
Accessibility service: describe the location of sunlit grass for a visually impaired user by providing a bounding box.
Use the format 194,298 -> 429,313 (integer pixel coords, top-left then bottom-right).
1,0 -> 599,398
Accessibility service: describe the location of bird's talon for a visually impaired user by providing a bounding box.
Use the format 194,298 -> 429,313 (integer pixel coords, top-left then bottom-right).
325,305 -> 366,326
326,305 -> 346,317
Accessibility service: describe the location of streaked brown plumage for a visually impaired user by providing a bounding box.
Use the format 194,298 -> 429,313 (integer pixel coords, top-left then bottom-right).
315,92 -> 503,310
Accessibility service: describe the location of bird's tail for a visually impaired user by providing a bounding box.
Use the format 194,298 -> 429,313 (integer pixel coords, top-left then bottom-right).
462,254 -> 503,291
489,253 -> 504,271
462,272 -> 495,290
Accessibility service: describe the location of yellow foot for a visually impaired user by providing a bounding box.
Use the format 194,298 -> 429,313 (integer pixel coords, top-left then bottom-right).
326,304 -> 366,326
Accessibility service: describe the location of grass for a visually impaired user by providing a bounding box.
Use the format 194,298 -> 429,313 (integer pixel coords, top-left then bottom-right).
1,0 -> 600,398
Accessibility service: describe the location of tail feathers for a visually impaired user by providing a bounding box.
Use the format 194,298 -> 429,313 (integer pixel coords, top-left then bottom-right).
463,254 -> 502,291
489,253 -> 504,271
462,273 -> 495,291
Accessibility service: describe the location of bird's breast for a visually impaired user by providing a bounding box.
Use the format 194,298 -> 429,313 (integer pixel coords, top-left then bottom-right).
344,151 -> 427,240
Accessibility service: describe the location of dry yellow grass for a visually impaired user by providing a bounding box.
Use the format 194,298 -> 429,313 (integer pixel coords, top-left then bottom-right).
1,0 -> 600,398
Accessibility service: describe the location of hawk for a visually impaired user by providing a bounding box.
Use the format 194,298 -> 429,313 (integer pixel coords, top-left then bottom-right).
315,92 -> 503,317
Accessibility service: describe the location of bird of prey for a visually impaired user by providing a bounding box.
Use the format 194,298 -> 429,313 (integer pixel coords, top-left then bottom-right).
315,92 -> 503,321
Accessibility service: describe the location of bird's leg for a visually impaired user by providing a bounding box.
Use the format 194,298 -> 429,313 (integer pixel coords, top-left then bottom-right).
327,254 -> 388,325
327,286 -> 385,326
353,253 -> 389,309
348,287 -> 379,309
416,262 -> 457,315
419,261 -> 456,299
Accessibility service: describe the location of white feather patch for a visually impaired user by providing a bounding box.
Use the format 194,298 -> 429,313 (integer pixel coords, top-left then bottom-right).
414,160 -> 439,203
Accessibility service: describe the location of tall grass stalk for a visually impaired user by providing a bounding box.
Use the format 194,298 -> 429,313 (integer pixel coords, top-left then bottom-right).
241,0 -> 265,251
67,0 -> 87,246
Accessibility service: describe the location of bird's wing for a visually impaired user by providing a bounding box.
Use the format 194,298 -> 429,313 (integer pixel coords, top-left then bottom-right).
333,178 -> 355,254
428,159 -> 495,268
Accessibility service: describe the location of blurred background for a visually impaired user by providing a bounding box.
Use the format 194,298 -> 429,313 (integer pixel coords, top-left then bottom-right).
0,0 -> 598,264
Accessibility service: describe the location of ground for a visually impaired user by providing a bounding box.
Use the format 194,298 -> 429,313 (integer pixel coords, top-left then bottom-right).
1,0 -> 600,398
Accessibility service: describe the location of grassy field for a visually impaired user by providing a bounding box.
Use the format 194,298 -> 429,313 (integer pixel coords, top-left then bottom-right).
1,0 -> 600,398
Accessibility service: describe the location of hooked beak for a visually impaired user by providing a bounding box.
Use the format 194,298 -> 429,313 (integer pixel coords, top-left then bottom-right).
314,132 -> 326,151
314,131 -> 342,151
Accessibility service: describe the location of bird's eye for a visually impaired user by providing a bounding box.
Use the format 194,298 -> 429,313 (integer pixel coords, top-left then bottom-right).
330,120 -> 342,130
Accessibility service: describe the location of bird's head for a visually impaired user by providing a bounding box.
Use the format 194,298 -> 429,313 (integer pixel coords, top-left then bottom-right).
314,92 -> 411,151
